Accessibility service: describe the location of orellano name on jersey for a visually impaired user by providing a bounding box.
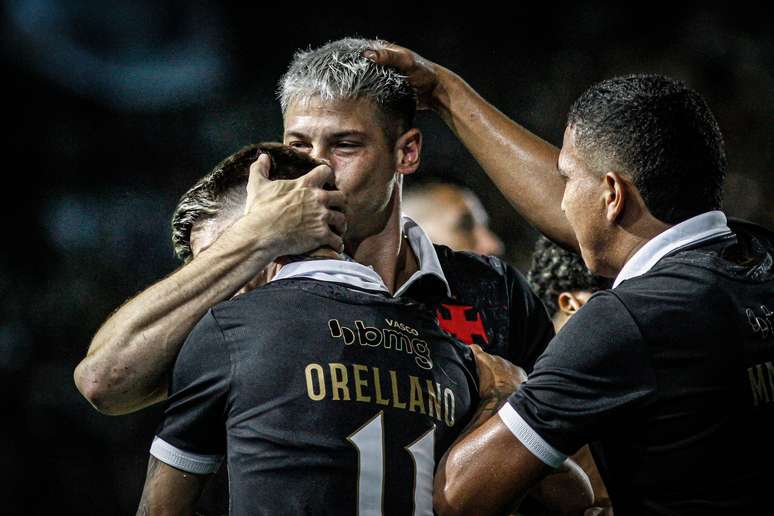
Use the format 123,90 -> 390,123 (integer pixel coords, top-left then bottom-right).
328,318 -> 432,370
302,318 -> 459,427
304,362 -> 458,427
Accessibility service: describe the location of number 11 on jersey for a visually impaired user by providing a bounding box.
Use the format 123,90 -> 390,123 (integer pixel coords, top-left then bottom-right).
347,412 -> 436,516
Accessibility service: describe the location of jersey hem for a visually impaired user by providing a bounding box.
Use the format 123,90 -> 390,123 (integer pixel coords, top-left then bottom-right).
150,436 -> 222,475
497,403 -> 567,468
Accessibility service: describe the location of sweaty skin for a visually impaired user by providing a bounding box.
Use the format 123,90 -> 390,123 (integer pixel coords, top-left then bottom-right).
364,45 -> 578,252
433,346 -> 593,516
74,156 -> 347,415
366,45 -> 627,515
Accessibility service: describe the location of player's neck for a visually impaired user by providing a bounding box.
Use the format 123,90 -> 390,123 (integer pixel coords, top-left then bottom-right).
349,199 -> 419,295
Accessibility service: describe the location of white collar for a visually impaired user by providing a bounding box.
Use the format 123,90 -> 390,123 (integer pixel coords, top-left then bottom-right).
272,257 -> 389,293
395,216 -> 452,298
613,210 -> 733,288
270,216 -> 451,298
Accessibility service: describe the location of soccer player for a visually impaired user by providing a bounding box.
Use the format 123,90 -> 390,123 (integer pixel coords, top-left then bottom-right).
75,38 -> 554,419
369,45 -> 774,514
403,182 -> 504,256
527,236 -> 612,507
136,144 -> 591,515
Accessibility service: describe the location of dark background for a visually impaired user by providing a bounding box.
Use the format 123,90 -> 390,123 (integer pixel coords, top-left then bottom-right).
3,3 -> 772,514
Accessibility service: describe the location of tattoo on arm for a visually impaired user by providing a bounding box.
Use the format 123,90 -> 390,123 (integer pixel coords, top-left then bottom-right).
466,384 -> 514,433
136,457 -> 162,516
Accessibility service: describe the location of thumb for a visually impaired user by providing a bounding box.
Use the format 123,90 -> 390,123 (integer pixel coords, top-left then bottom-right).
245,154 -> 271,214
300,164 -> 335,189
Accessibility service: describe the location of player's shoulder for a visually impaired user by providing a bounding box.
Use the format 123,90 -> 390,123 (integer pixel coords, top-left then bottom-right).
209,278 -> 394,324
555,289 -> 644,351
615,247 -> 745,308
433,243 -> 515,280
208,280 -> 316,321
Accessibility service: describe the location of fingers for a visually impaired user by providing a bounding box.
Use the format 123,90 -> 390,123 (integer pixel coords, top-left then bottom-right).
325,209 -> 347,236
245,154 -> 271,214
320,190 -> 347,211
301,164 -> 335,189
470,344 -> 484,355
363,46 -> 414,70
323,232 -> 344,254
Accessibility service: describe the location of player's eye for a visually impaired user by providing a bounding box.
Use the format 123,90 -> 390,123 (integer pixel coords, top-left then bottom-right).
289,141 -> 311,150
336,141 -> 361,149
456,213 -> 475,232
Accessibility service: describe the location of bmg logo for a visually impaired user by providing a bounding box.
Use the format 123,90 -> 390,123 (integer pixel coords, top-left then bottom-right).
328,319 -> 433,370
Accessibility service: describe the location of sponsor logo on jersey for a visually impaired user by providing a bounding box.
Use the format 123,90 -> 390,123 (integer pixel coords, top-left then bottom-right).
436,304 -> 489,346
328,319 -> 433,370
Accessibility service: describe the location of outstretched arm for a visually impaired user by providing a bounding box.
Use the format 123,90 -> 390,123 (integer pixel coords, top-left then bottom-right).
75,157 -> 347,415
135,456 -> 209,516
365,45 -> 578,251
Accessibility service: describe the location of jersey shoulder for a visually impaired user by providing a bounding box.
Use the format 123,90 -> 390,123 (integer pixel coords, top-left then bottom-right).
433,243 -> 513,279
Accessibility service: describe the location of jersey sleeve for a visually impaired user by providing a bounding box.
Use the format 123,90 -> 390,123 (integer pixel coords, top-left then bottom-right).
505,263 -> 555,373
149,310 -> 231,475
498,291 -> 657,466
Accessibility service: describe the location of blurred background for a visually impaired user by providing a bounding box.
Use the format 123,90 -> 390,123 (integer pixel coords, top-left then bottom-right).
2,2 -> 771,514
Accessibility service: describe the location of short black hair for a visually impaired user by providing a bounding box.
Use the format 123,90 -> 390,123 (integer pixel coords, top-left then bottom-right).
527,236 -> 612,315
567,74 -> 726,224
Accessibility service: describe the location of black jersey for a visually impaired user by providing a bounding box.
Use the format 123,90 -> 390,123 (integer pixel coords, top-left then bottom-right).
151,278 -> 478,516
504,220 -> 774,514
424,245 -> 554,372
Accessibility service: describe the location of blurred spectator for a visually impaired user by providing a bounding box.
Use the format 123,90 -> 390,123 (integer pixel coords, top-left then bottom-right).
527,236 -> 611,331
403,182 -> 504,256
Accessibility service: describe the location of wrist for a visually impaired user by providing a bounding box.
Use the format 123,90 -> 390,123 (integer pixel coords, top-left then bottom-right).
430,65 -> 470,123
428,64 -> 453,113
214,215 -> 282,263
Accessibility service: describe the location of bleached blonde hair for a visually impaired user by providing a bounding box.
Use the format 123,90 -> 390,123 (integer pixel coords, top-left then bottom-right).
277,37 -> 416,138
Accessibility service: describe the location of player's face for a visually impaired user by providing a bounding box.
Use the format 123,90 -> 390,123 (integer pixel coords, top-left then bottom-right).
558,125 -> 610,274
283,97 -> 407,243
416,186 -> 504,256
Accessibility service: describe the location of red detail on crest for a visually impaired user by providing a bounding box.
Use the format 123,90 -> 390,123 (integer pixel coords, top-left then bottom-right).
436,304 -> 489,345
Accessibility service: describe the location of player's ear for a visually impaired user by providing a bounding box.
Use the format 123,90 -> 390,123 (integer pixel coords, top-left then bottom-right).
395,128 -> 422,176
603,171 -> 627,223
557,292 -> 585,316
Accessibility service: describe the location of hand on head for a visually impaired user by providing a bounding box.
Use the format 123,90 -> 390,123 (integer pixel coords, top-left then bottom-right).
363,44 -> 440,110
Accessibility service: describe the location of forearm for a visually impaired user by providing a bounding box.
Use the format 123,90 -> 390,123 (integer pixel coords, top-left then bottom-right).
434,408 -> 550,516
75,217 -> 277,414
136,457 -> 208,516
431,66 -> 578,250
530,458 -> 594,515
571,445 -> 610,506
